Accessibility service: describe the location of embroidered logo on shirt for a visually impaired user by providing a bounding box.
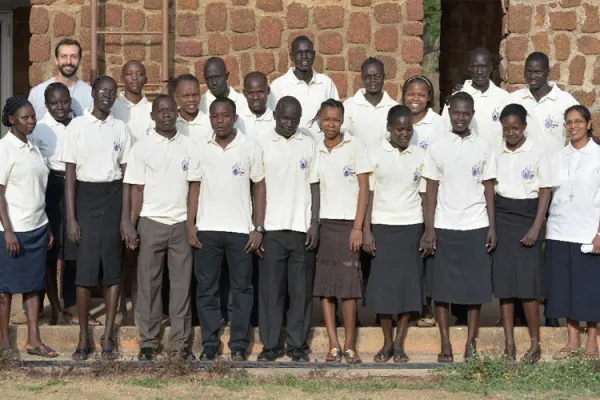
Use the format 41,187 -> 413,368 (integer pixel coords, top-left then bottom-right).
544,115 -> 560,131
232,162 -> 246,177
113,140 -> 121,152
471,162 -> 483,178
343,164 -> 356,179
299,156 -> 309,171
521,166 -> 535,180
181,157 -> 189,172
492,108 -> 500,122
418,139 -> 429,150
413,168 -> 421,183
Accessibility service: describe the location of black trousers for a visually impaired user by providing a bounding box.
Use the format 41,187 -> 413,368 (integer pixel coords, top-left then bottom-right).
259,231 -> 315,351
194,231 -> 253,351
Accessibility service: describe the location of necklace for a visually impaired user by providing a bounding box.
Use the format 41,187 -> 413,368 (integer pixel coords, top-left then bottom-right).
567,150 -> 584,202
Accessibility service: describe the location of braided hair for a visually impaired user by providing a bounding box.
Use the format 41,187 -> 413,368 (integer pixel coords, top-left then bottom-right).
402,75 -> 435,110
309,98 -> 344,128
2,96 -> 32,128
169,74 -> 199,95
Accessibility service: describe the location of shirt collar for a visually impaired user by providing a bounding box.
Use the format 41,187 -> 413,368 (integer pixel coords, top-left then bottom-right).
382,139 -> 413,154
152,130 -> 183,143
353,89 -> 397,108
270,127 -> 305,141
40,112 -> 64,128
414,109 -> 435,126
501,137 -> 534,154
83,109 -> 116,126
565,138 -> 594,155
5,131 -> 33,149
462,80 -> 502,97
318,134 -> 352,153
244,107 -> 274,121
116,92 -> 150,109
450,131 -> 478,143
284,68 -> 323,86
522,81 -> 561,102
177,111 -> 207,126
207,130 -> 246,149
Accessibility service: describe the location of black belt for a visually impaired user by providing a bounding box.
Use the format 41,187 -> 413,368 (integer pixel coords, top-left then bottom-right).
50,170 -> 65,178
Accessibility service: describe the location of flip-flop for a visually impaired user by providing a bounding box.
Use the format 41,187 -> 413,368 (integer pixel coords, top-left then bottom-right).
582,350 -> 599,361
521,349 -> 541,364
70,318 -> 103,327
393,350 -> 409,363
437,352 -> 454,363
417,317 -> 436,328
325,348 -> 342,362
343,349 -> 362,364
552,347 -> 579,361
26,344 -> 59,358
101,337 -> 119,361
373,348 -> 393,363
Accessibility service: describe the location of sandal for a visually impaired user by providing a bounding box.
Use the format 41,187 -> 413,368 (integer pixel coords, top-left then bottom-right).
325,347 -> 342,362
101,336 -> 119,361
343,349 -> 362,364
373,348 -> 393,363
502,345 -> 517,362
521,349 -> 541,364
72,339 -> 91,361
437,352 -> 454,363
552,347 -> 579,361
417,317 -> 436,328
393,349 -> 409,363
26,344 -> 59,358
582,350 -> 599,361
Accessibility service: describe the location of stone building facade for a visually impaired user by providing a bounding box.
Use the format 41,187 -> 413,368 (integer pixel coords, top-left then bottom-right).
21,0 -> 600,124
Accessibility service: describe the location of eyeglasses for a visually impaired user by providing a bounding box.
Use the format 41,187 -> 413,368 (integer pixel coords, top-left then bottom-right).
363,74 -> 384,81
565,119 -> 587,127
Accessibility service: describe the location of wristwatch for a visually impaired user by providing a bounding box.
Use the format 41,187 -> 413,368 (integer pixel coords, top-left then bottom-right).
255,226 -> 266,234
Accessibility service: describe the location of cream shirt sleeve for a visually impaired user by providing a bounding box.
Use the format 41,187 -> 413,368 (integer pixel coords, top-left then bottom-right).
249,140 -> 265,183
328,78 -> 340,101
353,138 -> 373,175
123,142 -> 146,185
119,126 -> 134,165
422,142 -> 441,181
58,119 -> 79,164
187,142 -> 203,182
341,99 -> 353,134
0,145 -> 12,187
308,140 -> 320,184
482,145 -> 497,181
537,151 -> 554,188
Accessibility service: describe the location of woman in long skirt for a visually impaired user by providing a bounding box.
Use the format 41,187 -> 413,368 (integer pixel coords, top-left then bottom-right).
0,97 -> 58,358
493,104 -> 552,363
364,105 -> 425,363
546,105 -> 600,361
312,99 -> 372,364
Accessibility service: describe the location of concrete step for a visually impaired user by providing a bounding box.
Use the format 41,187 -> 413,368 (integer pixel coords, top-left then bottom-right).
6,326 -> 568,358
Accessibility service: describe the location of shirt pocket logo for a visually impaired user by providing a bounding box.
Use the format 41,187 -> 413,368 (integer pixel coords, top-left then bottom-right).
471,161 -> 483,179
521,165 -> 535,181
413,167 -> 421,183
113,140 -> 121,152
299,156 -> 309,171
181,157 -> 189,172
419,139 -> 429,150
491,108 -> 500,122
232,162 -> 247,177
544,115 -> 560,131
343,164 -> 356,179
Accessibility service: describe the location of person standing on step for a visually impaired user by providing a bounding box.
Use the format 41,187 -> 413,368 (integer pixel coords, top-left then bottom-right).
269,35 -> 339,141
28,39 -> 93,120
200,57 -> 249,116
187,97 -> 266,362
343,57 -> 398,151
239,72 -> 274,138
59,76 -> 134,361
421,92 -> 496,363
546,105 -> 600,362
30,83 -> 76,326
172,74 -> 211,142
493,104 -> 552,364
124,95 -> 194,362
312,99 -> 372,364
255,96 -> 319,363
0,97 -> 58,359
441,47 -> 509,157
363,105 -> 426,364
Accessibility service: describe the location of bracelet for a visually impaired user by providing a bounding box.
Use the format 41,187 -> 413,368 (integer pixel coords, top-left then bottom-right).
352,227 -> 362,231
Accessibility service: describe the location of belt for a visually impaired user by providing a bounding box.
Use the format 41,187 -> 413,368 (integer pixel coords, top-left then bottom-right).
50,170 -> 65,178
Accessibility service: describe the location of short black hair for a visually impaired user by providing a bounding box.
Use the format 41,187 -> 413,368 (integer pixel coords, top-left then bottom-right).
361,57 -> 384,73
209,97 -> 236,115
92,75 -> 117,91
244,71 -> 268,88
291,35 -> 313,51
169,74 -> 199,95
44,82 -> 70,103
152,94 -> 176,111
500,103 -> 528,125
525,52 -> 550,70
2,96 -> 32,127
469,47 -> 492,64
387,104 -> 412,125
54,38 -> 83,59
449,91 -> 475,110
402,75 -> 435,110
275,96 -> 302,113
204,57 -> 226,73
309,98 -> 344,128
565,105 -> 593,137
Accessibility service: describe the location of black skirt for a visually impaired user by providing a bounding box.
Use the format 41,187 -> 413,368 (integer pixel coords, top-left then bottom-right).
45,171 -> 77,261
365,224 -> 423,314
431,227 -> 493,305
493,195 -> 544,299
0,225 -> 48,293
75,180 -> 123,288
545,240 -> 600,322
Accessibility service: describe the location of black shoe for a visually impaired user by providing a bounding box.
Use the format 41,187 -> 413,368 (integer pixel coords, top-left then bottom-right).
199,346 -> 220,361
138,347 -> 155,361
179,348 -> 196,361
258,348 -> 281,362
290,349 -> 309,362
231,349 -> 247,361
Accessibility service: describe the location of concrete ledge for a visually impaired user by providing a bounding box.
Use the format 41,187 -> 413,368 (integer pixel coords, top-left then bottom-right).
6,326 -> 569,357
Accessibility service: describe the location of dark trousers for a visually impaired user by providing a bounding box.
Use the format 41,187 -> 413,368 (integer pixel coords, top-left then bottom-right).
259,231 -> 315,351
194,231 -> 253,350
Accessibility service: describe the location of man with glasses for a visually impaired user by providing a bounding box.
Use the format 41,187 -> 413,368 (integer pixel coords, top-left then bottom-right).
342,57 -> 398,151
268,35 -> 338,140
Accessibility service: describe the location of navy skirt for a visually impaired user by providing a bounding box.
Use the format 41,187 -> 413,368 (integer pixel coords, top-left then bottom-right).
0,224 -> 49,293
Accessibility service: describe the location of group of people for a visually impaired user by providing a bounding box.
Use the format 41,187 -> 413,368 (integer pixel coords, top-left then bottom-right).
0,34 -> 598,365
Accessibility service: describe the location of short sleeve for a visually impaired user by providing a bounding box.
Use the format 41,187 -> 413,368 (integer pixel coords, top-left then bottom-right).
353,138 -> 373,175
418,177 -> 427,193
187,142 -> 203,182
249,140 -> 265,183
123,142 -> 146,185
341,100 -> 353,135
0,145 -> 12,186
59,120 -> 79,164
537,151 -> 554,188
119,126 -> 134,164
482,145 -> 497,181
309,142 -> 320,184
422,143 -> 441,181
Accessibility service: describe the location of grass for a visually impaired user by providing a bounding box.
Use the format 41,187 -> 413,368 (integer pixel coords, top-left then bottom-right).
17,379 -> 68,392
123,377 -> 168,389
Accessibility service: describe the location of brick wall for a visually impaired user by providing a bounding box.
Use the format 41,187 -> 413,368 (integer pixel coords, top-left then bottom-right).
501,0 -> 600,127
29,0 -> 425,101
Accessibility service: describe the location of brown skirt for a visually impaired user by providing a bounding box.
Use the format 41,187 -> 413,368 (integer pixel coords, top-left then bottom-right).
313,219 -> 363,299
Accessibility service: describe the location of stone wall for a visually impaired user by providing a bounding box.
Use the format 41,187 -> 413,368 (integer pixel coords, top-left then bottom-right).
501,0 -> 600,126
29,0 -> 425,101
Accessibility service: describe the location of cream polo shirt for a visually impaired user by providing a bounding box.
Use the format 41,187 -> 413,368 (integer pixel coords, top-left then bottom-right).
199,86 -> 249,115
30,112 -> 68,172
342,89 -> 399,151
410,109 -> 446,151
547,139 -> 600,244
256,128 -> 318,233
0,132 -> 49,232
314,134 -> 373,220
58,110 -> 133,182
268,68 -> 339,139
176,112 -> 211,143
187,132 -> 265,234
423,132 -> 496,230
507,82 -> 578,154
369,142 -> 426,226
237,107 -> 275,138
495,138 -> 553,199
123,131 -> 192,226
441,80 -> 509,157
111,93 -> 154,142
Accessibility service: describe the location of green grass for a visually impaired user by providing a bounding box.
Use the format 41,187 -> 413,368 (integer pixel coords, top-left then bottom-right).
123,377 -> 168,389
17,379 -> 68,392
